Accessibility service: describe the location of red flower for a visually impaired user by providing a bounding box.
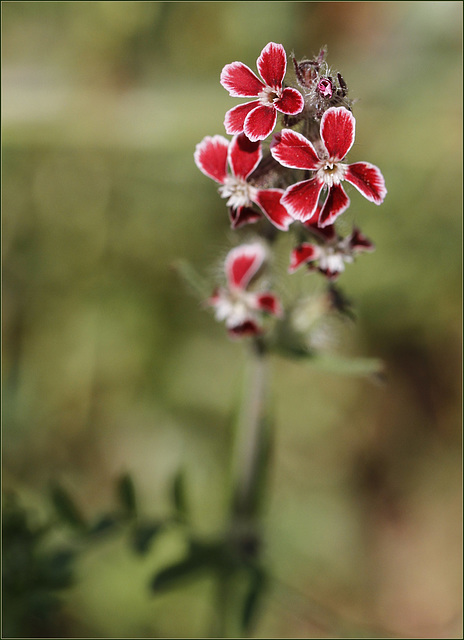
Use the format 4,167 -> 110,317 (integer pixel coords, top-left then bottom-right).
208,243 -> 282,337
220,42 -> 304,142
194,133 -> 293,230
270,107 -> 387,227
289,223 -> 375,280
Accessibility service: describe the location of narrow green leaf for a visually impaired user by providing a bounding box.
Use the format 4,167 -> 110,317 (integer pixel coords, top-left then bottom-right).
116,473 -> 137,518
150,555 -> 207,592
50,484 -> 86,530
87,513 -> 121,538
172,469 -> 187,517
173,259 -> 211,299
131,521 -> 162,555
306,352 -> 384,378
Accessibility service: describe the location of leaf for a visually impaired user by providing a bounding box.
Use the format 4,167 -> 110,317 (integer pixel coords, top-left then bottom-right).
116,473 -> 137,518
173,259 -> 211,299
87,513 -> 121,538
150,555 -> 207,592
38,548 -> 76,589
172,469 -> 187,518
131,521 -> 162,555
150,540 -> 226,592
306,352 -> 384,378
50,483 -> 86,530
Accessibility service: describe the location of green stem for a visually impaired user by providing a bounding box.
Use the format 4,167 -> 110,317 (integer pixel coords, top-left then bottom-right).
214,339 -> 272,638
230,339 -> 270,523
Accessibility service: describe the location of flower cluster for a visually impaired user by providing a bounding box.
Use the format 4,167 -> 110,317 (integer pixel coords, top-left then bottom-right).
194,42 -> 386,338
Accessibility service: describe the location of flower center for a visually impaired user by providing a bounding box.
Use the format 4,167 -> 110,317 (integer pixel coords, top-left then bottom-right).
318,247 -> 347,274
219,176 -> 255,209
316,161 -> 346,188
213,289 -> 257,328
258,86 -> 281,107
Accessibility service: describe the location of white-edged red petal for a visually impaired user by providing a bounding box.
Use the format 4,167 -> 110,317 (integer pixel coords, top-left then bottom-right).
243,105 -> 278,142
289,243 -> 320,273
282,177 -> 324,222
229,206 -> 262,229
270,129 -> 320,170
220,61 -> 264,97
345,162 -> 387,204
224,101 -> 260,135
253,189 -> 293,231
320,107 -> 355,161
228,133 -> 262,180
318,184 -> 350,227
275,87 -> 305,115
256,42 -> 286,90
194,135 -> 229,184
225,243 -> 266,290
254,293 -> 282,316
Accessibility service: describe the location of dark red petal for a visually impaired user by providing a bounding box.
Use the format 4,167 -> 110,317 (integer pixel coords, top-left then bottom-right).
229,206 -> 262,229
349,227 -> 375,253
289,243 -> 320,273
253,189 -> 293,231
304,216 -> 338,243
194,135 -> 229,184
224,101 -> 260,135
256,42 -> 287,89
320,107 -> 355,160
220,62 -> 265,97
275,87 -> 305,115
228,133 -> 262,180
318,184 -> 350,228
254,293 -> 282,316
345,162 -> 387,204
282,178 -> 324,222
225,243 -> 266,290
270,129 -> 319,170
243,105 -> 277,142
319,267 -> 341,281
228,320 -> 262,338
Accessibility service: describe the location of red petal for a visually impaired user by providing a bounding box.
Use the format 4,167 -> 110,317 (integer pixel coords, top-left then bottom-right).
256,42 -> 286,89
289,243 -> 320,273
320,107 -> 355,161
220,61 -> 264,97
225,243 -> 266,290
243,105 -> 277,142
304,217 -> 338,243
228,133 -> 262,180
224,101 -> 260,135
254,293 -> 282,316
275,87 -> 305,115
253,189 -> 293,230
282,178 -> 324,222
318,184 -> 350,227
229,206 -> 262,229
194,135 -> 229,184
349,227 -> 375,252
345,162 -> 387,204
270,129 -> 319,170
228,320 -> 261,338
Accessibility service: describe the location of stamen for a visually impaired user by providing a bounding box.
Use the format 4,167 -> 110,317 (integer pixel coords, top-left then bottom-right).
219,177 -> 255,209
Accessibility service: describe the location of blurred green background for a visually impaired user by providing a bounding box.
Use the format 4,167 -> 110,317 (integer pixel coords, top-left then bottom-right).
2,2 -> 462,638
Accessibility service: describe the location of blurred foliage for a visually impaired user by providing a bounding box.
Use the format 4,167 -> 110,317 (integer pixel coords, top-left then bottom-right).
2,1 -> 462,638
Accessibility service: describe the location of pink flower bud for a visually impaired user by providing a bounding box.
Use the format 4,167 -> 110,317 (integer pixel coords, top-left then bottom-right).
317,78 -> 333,99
